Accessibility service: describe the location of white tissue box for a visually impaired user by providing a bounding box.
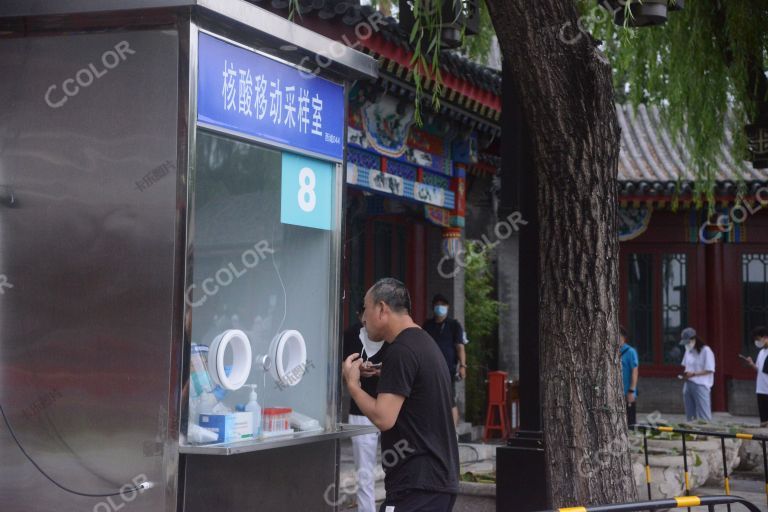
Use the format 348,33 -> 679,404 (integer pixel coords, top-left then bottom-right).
198,412 -> 254,443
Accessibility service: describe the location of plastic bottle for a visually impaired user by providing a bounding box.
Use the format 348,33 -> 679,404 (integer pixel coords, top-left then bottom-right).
190,344 -> 214,397
244,384 -> 261,438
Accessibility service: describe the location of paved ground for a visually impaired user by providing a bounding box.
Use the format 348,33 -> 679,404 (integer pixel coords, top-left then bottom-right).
693,480 -> 768,512
338,436 -> 498,510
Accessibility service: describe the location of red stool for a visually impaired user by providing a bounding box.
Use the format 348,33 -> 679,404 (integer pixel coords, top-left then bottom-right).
483,371 -> 510,441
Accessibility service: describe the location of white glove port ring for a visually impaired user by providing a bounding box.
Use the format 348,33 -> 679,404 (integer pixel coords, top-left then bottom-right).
207,329 -> 252,391
268,330 -> 307,387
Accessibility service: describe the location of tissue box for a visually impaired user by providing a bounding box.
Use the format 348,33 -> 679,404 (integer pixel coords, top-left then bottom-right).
198,412 -> 254,443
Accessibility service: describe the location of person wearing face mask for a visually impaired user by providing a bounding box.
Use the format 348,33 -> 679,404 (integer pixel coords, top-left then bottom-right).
423,294 -> 467,427
679,327 -> 715,421
342,279 -> 459,512
738,326 -> 768,426
342,302 -> 389,512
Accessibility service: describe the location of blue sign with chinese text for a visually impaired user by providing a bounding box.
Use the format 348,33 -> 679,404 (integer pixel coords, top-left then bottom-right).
197,32 -> 345,160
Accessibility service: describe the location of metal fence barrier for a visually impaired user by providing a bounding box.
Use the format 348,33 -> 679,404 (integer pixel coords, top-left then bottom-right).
535,495 -> 761,512
634,424 -> 768,511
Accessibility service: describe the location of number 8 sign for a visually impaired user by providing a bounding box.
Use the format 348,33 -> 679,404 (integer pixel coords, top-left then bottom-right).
281,152 -> 333,230
298,167 -> 317,212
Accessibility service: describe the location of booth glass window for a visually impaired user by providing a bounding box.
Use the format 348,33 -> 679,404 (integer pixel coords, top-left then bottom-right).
743,253 -> 768,352
184,130 -> 337,446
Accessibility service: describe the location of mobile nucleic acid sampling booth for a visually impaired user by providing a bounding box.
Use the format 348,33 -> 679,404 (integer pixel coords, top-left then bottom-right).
0,1 -> 377,511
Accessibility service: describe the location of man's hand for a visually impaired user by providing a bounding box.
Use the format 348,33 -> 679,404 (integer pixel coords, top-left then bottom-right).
626,391 -> 636,404
360,361 -> 381,378
343,353 -> 363,388
739,354 -> 756,369
458,365 -> 466,380
684,371 -> 695,380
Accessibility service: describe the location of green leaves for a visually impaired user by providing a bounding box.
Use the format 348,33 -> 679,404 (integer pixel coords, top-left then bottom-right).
464,241 -> 501,342
463,240 -> 502,424
590,0 -> 768,206
460,0 -> 495,65
406,0 -> 497,125
407,0 -> 444,125
287,0 -> 298,21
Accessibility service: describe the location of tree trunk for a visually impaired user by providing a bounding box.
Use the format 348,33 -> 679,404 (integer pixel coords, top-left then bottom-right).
485,0 -> 637,506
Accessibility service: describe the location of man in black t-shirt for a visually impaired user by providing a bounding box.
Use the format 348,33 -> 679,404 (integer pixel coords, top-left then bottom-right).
342,304 -> 388,512
423,294 -> 467,426
342,278 -> 459,512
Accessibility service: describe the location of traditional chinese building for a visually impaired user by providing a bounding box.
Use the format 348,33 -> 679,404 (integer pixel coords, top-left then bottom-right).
616,103 -> 768,414
243,0 -> 759,420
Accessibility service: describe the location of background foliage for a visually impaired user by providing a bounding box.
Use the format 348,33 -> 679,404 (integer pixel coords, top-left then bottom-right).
463,241 -> 502,425
581,1 -> 768,204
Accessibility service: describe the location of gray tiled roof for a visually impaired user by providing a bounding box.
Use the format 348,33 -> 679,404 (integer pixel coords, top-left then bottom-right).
617,104 -> 768,192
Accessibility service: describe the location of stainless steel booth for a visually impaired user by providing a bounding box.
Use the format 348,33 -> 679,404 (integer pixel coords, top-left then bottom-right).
0,2 -> 377,510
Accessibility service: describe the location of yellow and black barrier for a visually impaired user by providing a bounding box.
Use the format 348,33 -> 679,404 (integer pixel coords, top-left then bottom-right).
635,424 -> 768,511
536,494 -> 761,512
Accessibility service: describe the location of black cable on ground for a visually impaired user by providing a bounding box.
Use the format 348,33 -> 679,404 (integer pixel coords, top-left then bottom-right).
0,402 -> 151,497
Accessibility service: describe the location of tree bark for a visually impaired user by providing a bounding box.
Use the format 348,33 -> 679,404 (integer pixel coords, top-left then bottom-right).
485,0 -> 637,506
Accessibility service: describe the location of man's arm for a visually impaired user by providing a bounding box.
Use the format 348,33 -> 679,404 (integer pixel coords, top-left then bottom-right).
347,385 -> 405,431
630,350 -> 639,390
343,353 -> 405,431
455,321 -> 467,378
628,366 -> 638,403
456,343 -> 467,379
740,354 -> 758,370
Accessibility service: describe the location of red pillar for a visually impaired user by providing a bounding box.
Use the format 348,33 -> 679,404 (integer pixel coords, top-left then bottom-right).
705,241 -> 727,411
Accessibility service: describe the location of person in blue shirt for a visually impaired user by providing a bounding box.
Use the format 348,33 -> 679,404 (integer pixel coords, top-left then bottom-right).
619,325 -> 639,428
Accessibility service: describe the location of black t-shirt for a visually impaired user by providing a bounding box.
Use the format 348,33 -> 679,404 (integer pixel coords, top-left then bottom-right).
376,327 -> 459,498
422,318 -> 464,374
342,322 -> 388,416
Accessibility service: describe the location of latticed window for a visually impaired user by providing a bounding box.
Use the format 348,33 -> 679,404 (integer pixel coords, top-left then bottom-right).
662,254 -> 688,365
743,254 -> 768,352
625,252 -> 689,366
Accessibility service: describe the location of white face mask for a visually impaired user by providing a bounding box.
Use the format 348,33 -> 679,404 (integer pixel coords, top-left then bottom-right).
686,340 -> 695,350
359,326 -> 385,358
756,340 -> 766,349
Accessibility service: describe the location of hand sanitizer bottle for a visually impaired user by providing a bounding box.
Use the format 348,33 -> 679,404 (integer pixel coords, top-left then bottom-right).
244,384 -> 261,438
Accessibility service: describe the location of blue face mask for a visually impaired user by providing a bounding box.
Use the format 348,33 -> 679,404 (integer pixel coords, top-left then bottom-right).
434,305 -> 449,317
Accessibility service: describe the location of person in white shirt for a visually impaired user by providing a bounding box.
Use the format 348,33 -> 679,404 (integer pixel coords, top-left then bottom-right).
679,327 -> 715,421
738,326 -> 768,426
